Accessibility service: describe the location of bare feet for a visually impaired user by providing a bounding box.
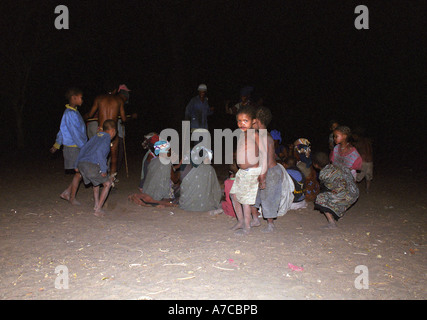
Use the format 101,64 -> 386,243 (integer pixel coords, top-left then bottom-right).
235,228 -> 250,236
69,198 -> 81,206
231,221 -> 244,231
262,223 -> 275,233
60,191 -> 70,201
250,219 -> 261,227
60,192 -> 80,205
93,208 -> 105,217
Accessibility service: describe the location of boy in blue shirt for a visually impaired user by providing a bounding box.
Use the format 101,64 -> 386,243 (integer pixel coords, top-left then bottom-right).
50,88 -> 87,205
75,119 -> 117,217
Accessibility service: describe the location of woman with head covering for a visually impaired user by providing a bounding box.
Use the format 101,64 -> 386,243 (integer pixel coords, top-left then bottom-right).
293,138 -> 320,202
139,132 -> 160,191
129,140 -> 177,207
178,145 -> 223,214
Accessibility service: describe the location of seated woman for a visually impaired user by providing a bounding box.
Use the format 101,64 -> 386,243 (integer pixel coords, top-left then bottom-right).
283,156 -> 307,210
138,132 -> 159,191
313,152 -> 359,229
129,140 -> 177,207
179,145 -> 223,214
293,138 -> 320,202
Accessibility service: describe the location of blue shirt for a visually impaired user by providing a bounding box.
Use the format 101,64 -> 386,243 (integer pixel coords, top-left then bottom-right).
185,96 -> 212,129
75,132 -> 111,173
54,105 -> 87,149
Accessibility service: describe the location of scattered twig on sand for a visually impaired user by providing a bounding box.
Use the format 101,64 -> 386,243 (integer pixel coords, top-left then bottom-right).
177,276 -> 195,280
212,265 -> 235,271
146,288 -> 170,295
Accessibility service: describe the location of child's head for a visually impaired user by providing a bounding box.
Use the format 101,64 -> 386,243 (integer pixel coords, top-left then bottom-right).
103,119 -> 117,139
236,104 -> 257,131
312,152 -> 330,170
333,125 -> 352,145
255,106 -> 272,129
65,88 -> 83,106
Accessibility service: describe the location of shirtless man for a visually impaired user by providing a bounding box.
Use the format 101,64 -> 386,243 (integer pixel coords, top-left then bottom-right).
85,85 -> 128,176
229,104 -> 267,235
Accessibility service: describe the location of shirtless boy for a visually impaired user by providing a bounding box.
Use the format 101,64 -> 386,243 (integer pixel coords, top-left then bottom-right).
252,106 -> 284,232
85,87 -> 127,176
229,105 -> 267,235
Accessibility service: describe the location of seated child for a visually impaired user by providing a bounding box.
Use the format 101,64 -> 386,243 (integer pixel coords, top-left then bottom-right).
313,152 -> 359,229
75,119 -> 116,217
330,125 -> 362,180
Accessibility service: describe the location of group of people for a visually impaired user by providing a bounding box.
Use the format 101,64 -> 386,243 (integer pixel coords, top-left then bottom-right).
51,84 -> 373,233
51,85 -> 131,216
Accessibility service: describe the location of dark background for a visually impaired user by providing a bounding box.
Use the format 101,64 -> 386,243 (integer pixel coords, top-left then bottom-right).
0,0 -> 425,165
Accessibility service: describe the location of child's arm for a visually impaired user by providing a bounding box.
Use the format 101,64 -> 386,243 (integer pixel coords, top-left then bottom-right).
51,115 -> 66,152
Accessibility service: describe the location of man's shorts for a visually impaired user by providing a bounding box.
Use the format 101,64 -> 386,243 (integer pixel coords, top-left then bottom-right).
77,161 -> 108,187
63,146 -> 80,170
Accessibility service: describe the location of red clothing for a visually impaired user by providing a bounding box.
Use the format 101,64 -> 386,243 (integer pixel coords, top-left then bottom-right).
330,145 -> 362,171
221,179 -> 236,217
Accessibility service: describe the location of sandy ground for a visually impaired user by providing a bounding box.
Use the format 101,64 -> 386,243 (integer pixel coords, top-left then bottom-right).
0,152 -> 426,301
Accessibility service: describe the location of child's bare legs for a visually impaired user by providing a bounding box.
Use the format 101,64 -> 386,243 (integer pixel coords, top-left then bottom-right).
250,207 -> 261,227
230,194 -> 244,230
93,180 -> 113,217
231,195 -> 257,234
240,204 -> 252,234
60,173 -> 82,205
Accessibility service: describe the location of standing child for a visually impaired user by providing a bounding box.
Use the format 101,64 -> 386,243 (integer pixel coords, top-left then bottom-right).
229,105 -> 267,235
330,126 -> 362,180
252,106 -> 294,233
313,152 -> 359,229
75,119 -> 117,217
50,88 -> 87,205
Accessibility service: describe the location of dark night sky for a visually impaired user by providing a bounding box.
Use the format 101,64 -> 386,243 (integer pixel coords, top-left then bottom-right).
0,0 -> 426,163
